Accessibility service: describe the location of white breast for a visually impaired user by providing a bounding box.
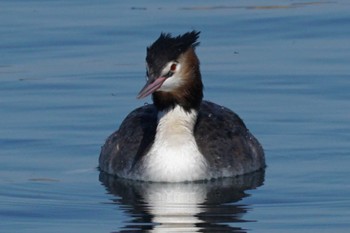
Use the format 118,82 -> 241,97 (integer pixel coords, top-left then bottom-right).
140,106 -> 208,182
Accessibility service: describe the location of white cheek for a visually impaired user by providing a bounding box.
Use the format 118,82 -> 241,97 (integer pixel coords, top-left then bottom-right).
158,73 -> 183,92
157,62 -> 183,92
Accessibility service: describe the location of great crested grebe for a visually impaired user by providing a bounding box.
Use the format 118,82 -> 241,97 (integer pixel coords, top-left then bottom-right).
99,31 -> 265,182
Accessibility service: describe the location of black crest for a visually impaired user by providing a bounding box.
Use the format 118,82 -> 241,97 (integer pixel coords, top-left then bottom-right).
146,31 -> 200,76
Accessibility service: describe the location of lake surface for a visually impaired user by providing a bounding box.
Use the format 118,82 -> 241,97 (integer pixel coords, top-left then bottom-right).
1,0 -> 350,232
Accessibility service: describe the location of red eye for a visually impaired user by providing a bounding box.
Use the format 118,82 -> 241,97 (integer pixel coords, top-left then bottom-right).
170,63 -> 177,72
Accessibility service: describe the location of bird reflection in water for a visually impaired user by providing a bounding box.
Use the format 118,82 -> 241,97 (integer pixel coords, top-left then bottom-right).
99,170 -> 265,232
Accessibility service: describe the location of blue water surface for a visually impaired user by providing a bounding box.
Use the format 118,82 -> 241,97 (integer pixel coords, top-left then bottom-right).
1,1 -> 350,232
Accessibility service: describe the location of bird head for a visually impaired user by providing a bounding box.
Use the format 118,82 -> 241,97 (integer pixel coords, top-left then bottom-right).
138,31 -> 203,111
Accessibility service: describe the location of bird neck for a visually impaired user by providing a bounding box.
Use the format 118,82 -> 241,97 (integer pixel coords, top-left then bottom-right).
157,105 -> 198,132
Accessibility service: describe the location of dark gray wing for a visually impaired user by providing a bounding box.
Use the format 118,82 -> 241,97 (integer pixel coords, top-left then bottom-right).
99,104 -> 158,176
194,101 -> 265,176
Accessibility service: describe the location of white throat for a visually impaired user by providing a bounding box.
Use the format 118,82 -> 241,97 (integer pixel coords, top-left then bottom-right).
141,105 -> 208,182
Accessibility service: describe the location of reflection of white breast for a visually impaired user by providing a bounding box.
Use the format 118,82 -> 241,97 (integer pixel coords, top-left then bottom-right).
144,183 -> 207,232
141,106 -> 208,182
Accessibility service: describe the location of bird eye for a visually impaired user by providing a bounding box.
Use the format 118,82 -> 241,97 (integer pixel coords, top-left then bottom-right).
170,63 -> 177,72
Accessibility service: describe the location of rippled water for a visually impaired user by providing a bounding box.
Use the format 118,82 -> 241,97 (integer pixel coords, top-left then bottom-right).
1,1 -> 350,232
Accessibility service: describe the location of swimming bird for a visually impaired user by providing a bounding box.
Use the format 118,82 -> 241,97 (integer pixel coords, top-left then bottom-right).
99,31 -> 265,182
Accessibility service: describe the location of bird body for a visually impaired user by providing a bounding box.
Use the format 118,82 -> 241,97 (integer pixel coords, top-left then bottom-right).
99,31 -> 265,182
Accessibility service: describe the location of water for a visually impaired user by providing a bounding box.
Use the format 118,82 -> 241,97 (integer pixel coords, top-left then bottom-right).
1,0 -> 350,232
